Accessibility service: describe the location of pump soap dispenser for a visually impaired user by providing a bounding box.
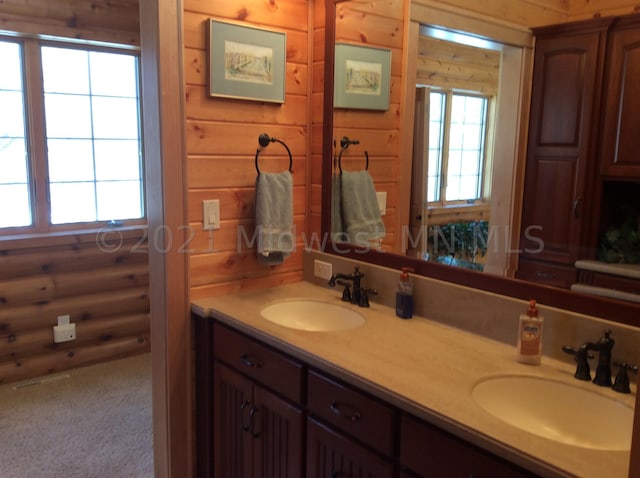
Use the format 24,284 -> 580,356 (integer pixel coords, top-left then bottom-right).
395,267 -> 414,319
517,299 -> 544,365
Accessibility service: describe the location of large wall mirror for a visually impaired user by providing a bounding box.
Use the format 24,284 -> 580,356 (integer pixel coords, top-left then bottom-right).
320,0 -> 640,326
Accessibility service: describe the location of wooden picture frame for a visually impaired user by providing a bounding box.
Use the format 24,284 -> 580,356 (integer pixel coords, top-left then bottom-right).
334,43 -> 391,110
208,20 -> 286,103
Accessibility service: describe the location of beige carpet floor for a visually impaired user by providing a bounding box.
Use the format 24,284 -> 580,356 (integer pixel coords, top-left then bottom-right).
0,353 -> 153,478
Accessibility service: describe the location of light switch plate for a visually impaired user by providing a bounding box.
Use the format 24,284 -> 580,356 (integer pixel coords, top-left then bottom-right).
203,199 -> 220,230
376,192 -> 387,216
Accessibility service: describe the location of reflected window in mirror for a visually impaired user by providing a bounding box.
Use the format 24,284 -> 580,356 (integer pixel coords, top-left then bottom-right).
409,27 -> 501,271
426,91 -> 490,204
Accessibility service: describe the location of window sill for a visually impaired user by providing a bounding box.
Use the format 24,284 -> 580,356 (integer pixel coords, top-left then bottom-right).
426,202 -> 489,224
0,224 -> 147,251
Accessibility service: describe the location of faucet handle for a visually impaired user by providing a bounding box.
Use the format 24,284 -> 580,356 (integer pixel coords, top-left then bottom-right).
335,280 -> 352,302
358,288 -> 377,308
612,361 -> 639,394
562,345 -> 594,381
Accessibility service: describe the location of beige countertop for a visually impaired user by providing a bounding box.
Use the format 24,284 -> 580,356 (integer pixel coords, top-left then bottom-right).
192,281 -> 636,478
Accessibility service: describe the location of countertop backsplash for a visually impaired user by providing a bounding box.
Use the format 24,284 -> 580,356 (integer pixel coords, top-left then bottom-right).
303,250 -> 640,376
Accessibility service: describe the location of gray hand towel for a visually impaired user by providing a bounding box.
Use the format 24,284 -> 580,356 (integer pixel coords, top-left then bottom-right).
255,171 -> 294,265
341,170 -> 385,247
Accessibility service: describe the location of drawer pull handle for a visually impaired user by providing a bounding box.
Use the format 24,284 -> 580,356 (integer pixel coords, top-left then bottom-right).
330,400 -> 361,422
536,272 -> 555,280
249,406 -> 260,437
240,399 -> 251,432
573,197 -> 582,218
240,353 -> 262,368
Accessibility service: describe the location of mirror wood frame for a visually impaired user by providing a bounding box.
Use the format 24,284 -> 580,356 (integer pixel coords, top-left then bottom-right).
319,0 -> 640,327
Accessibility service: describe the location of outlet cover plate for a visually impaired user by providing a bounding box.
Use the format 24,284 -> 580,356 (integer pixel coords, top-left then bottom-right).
314,260 -> 333,280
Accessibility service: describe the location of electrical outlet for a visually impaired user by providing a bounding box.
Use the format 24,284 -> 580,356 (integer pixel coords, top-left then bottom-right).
314,260 -> 332,280
53,323 -> 76,343
203,199 -> 220,230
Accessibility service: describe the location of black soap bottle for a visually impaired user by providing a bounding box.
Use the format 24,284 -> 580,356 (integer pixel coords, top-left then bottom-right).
395,267 -> 414,319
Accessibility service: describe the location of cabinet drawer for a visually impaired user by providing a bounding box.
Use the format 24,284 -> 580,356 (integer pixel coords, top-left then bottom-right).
400,414 -> 538,478
516,257 -> 576,289
213,322 -> 303,403
307,369 -> 395,455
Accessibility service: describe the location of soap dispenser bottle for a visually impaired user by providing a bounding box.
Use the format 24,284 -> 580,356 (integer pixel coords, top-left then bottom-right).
395,267 -> 414,319
517,299 -> 544,365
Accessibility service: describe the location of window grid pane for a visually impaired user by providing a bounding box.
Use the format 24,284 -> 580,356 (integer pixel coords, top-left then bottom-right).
0,40 -> 32,228
427,92 -> 445,202
445,94 -> 487,202
41,46 -> 144,225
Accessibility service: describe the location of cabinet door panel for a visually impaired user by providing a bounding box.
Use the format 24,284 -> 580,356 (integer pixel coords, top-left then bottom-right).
537,51 -> 586,146
213,362 -> 253,478
522,157 -> 578,260
519,28 -> 604,271
253,384 -> 303,478
307,418 -> 394,478
600,24 -> 640,177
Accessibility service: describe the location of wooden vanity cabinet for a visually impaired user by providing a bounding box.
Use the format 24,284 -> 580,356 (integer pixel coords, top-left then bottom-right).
194,316 -> 542,478
212,323 -> 304,478
599,15 -> 640,179
400,414 -> 538,478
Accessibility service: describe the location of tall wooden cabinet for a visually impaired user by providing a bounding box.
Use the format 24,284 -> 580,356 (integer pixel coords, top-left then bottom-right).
599,16 -> 640,179
517,14 -> 640,288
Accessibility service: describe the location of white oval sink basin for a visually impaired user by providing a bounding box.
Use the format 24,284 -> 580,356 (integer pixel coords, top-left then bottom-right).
260,299 -> 365,332
472,375 -> 634,450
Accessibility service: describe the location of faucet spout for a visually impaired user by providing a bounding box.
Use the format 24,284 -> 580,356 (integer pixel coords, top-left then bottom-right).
328,273 -> 355,288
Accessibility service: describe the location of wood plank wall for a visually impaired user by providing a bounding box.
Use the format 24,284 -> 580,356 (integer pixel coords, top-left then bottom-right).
569,0 -> 640,20
183,0 -> 312,300
0,0 -> 148,384
416,36 -> 501,95
0,0 -> 140,46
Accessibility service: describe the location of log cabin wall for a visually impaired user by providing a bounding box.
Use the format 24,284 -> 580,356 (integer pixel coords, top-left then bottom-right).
184,1 -> 313,300
0,1 -> 149,384
0,229 -> 150,384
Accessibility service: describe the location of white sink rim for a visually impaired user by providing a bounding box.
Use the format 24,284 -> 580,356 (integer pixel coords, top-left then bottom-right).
471,374 -> 634,451
260,298 -> 366,332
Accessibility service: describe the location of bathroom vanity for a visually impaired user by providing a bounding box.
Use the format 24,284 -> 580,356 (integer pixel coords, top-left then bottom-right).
192,280 -> 636,478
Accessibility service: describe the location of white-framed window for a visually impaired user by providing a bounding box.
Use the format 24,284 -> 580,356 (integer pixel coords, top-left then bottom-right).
427,89 -> 490,205
0,36 -> 144,233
